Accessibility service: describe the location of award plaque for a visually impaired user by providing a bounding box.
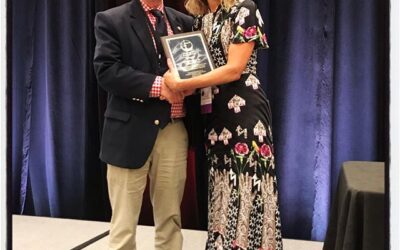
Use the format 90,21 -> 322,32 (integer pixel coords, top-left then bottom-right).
161,31 -> 215,79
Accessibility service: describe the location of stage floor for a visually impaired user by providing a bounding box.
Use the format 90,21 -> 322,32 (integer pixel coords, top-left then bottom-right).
13,215 -> 324,250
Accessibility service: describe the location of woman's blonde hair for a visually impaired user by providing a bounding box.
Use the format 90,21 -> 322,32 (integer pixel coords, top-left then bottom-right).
185,0 -> 236,16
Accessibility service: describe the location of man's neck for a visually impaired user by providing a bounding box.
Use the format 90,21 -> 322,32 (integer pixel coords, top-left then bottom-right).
142,0 -> 163,9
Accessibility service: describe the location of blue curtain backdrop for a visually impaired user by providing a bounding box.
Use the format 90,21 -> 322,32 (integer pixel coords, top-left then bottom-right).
10,0 -> 388,241
11,0 -> 110,220
255,0 -> 388,240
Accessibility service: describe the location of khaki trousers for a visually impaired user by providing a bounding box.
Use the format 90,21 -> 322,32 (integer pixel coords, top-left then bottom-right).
107,121 -> 188,250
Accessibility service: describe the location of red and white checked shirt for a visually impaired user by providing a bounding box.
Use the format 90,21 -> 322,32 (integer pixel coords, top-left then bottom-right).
140,0 -> 185,118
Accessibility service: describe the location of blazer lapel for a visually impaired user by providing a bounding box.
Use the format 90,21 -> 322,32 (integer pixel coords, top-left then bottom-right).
130,0 -> 157,68
165,8 -> 184,34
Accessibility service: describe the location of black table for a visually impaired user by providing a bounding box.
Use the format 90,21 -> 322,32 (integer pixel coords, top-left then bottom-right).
323,161 -> 385,250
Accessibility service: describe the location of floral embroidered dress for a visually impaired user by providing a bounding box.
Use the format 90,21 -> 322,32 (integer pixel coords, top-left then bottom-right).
194,0 -> 283,249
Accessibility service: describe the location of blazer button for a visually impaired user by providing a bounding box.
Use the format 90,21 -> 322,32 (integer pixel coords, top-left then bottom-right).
154,120 -> 160,125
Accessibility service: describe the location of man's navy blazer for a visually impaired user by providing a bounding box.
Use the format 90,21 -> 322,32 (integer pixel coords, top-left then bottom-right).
93,0 -> 201,169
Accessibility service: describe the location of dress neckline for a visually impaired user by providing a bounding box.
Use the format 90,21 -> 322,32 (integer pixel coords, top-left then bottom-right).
209,4 -> 222,14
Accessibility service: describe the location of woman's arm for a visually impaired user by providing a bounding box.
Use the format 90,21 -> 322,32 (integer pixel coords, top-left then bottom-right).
163,41 -> 255,91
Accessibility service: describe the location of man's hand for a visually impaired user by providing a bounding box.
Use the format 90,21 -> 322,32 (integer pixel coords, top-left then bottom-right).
160,79 -> 184,104
163,59 -> 182,91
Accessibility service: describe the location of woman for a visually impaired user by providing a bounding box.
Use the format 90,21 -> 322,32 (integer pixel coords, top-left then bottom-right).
164,0 -> 282,249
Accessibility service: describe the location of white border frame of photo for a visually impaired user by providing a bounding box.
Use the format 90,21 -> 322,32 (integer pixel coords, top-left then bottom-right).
0,2 -> 398,250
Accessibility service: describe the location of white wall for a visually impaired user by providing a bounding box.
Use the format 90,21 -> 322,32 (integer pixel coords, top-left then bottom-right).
390,1 -> 400,249
0,0 -> 7,248
0,0 -> 7,246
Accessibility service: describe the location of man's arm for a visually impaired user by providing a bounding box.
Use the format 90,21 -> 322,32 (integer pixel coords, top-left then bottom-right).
93,12 -> 156,101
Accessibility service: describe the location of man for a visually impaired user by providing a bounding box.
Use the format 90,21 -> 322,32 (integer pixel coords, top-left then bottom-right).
93,0 -> 196,249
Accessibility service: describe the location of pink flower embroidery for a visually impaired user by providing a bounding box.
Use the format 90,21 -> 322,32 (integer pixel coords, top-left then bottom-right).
234,143 -> 249,156
259,144 -> 272,158
244,26 -> 257,39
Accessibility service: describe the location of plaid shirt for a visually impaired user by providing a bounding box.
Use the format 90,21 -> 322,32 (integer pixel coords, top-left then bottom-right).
141,0 -> 185,118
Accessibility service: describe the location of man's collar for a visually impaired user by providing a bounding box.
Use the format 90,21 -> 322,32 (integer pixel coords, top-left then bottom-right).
139,0 -> 164,13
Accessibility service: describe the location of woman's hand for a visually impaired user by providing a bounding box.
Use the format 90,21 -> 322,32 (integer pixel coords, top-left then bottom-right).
163,59 -> 182,91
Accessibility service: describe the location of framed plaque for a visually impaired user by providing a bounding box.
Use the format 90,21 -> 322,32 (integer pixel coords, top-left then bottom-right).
161,31 -> 215,79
